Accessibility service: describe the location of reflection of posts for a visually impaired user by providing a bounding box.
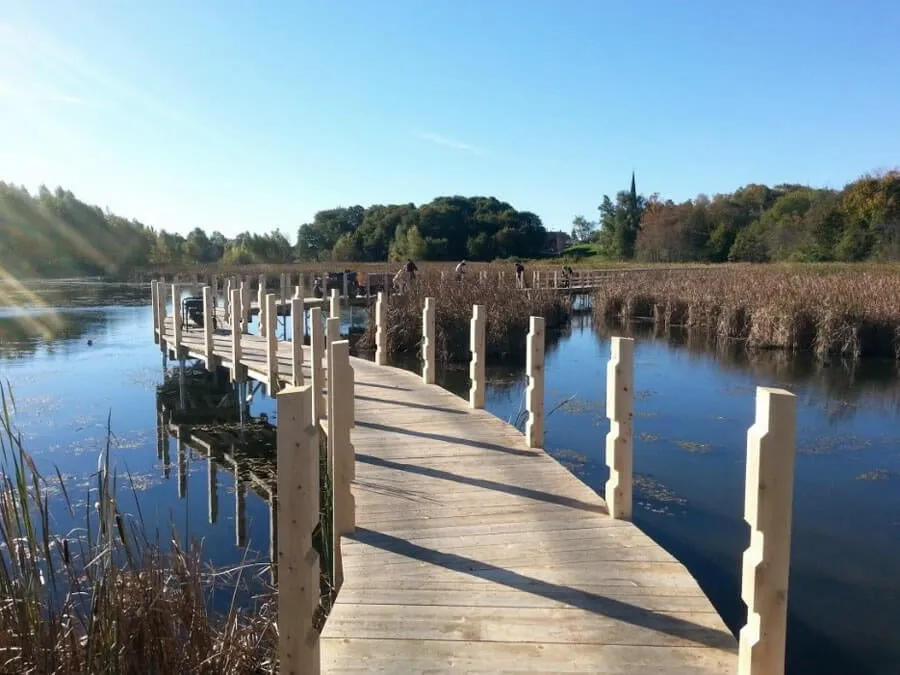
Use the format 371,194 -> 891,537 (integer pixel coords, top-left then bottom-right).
605,337 -> 634,520
739,387 -> 796,675
525,316 -> 545,448
276,385 -> 320,674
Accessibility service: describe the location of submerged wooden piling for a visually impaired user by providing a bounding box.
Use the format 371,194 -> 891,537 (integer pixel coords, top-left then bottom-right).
738,387 -> 797,675
525,316 -> 545,448
422,297 -> 436,384
276,385 -> 320,675
469,304 -> 485,409
605,337 -> 634,520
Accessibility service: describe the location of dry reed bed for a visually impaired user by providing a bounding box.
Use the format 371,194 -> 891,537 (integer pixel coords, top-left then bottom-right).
358,270 -> 571,363
593,266 -> 900,360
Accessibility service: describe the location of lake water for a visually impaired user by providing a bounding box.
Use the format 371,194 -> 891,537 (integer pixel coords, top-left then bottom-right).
1,281 -> 898,674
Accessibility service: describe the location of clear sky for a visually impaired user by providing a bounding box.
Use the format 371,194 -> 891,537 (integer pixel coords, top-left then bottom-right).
1,1 -> 898,237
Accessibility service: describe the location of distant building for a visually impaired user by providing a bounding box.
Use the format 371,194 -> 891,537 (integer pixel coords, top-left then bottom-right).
543,231 -> 572,255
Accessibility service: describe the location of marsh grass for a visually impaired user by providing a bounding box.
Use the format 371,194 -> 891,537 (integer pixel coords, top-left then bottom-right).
0,382 -> 277,674
593,265 -> 900,360
358,269 -> 571,362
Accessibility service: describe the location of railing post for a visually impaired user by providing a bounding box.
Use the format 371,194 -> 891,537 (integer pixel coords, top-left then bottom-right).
230,289 -> 244,382
342,272 -> 349,299
739,387 -> 796,675
422,297 -> 436,384
266,293 -> 279,396
240,280 -> 250,333
151,280 -> 160,344
525,316 -> 545,448
375,292 -> 387,366
329,339 -> 356,592
202,285 -> 216,370
329,288 -> 340,319
469,304 -> 485,409
605,337 -> 634,520
171,284 -> 182,357
156,278 -> 167,352
258,276 -> 267,338
310,307 -> 326,421
325,316 -> 340,421
276,385 -> 320,675
291,297 -> 305,385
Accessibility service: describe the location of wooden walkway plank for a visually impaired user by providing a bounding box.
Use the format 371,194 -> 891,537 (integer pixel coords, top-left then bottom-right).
155,319 -> 737,673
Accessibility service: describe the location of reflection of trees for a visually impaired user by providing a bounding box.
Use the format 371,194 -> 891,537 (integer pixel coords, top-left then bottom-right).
594,318 -> 900,421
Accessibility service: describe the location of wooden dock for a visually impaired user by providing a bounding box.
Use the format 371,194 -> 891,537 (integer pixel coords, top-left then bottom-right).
153,325 -> 739,672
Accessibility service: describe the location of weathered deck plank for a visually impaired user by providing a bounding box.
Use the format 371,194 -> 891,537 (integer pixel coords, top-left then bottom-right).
156,320 -> 737,673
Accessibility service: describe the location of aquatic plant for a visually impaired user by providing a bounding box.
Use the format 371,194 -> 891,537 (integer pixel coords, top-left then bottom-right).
357,268 -> 572,362
593,264 -> 900,361
0,382 -> 277,674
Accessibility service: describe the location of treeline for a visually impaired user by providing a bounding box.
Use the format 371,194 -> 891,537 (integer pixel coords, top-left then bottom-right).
573,171 -> 900,262
0,184 -> 546,278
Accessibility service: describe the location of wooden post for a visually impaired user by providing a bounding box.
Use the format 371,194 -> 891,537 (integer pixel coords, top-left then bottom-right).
525,316 -> 545,448
276,385 -> 320,675
258,278 -> 267,338
171,284 -> 182,357
310,307 -> 325,421
329,288 -> 340,319
157,279 -> 167,352
210,274 -> 218,303
151,280 -> 160,344
230,289 -> 244,382
738,387 -> 797,675
469,304 -> 485,409
266,293 -> 279,396
202,285 -> 215,370
375,291 -> 387,366
240,280 -> 250,333
224,278 -> 232,320
329,339 -> 356,591
342,272 -> 349,299
422,297 -> 435,384
605,337 -> 634,520
325,316 -> 340,419
291,297 -> 304,386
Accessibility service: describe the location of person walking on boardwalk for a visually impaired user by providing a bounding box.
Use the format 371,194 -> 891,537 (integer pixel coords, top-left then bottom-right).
515,262 -> 525,289
455,260 -> 467,281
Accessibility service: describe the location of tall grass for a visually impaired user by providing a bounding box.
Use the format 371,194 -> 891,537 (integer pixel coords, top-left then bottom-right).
357,269 -> 572,363
0,382 -> 276,674
593,264 -> 900,360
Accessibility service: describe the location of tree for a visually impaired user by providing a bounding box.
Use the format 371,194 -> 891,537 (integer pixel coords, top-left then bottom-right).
571,215 -> 595,242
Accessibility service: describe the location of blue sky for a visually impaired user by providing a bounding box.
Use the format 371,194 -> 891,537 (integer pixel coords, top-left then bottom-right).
1,1 -> 898,237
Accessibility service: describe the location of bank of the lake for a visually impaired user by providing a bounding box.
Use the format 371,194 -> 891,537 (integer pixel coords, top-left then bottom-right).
1,281 -> 898,674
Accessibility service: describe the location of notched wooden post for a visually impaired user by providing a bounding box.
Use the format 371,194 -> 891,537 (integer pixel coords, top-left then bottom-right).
739,387 -> 797,675
525,316 -> 545,448
422,297 -> 436,384
258,276 -> 267,338
329,339 -> 356,591
291,296 -> 305,386
265,293 -> 279,396
375,291 -> 387,366
310,307 -> 325,422
469,304 -> 485,409
605,336 -> 634,520
276,385 -> 320,675
202,285 -> 216,370
329,288 -> 340,319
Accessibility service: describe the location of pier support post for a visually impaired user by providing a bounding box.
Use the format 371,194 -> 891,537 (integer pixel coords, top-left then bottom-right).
171,284 -> 182,357
151,280 -> 160,344
738,387 -> 797,675
469,304 -> 485,409
265,293 -> 279,396
230,289 -> 244,382
310,307 -> 326,421
525,316 -> 545,448
202,286 -> 216,370
375,292 -> 387,366
329,288 -> 340,319
291,297 -> 305,386
605,337 -> 634,520
328,339 -> 356,592
276,385 -> 320,675
156,279 -> 167,353
422,297 -> 436,384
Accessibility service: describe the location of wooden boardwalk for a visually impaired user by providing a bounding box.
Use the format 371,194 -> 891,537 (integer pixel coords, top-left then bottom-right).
156,319 -> 737,673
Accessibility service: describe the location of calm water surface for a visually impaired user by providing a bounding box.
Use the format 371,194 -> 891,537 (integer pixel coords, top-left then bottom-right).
1,281 -> 898,675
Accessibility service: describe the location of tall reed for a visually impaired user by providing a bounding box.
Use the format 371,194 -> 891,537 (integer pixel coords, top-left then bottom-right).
0,382 -> 276,674
358,269 -> 571,363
